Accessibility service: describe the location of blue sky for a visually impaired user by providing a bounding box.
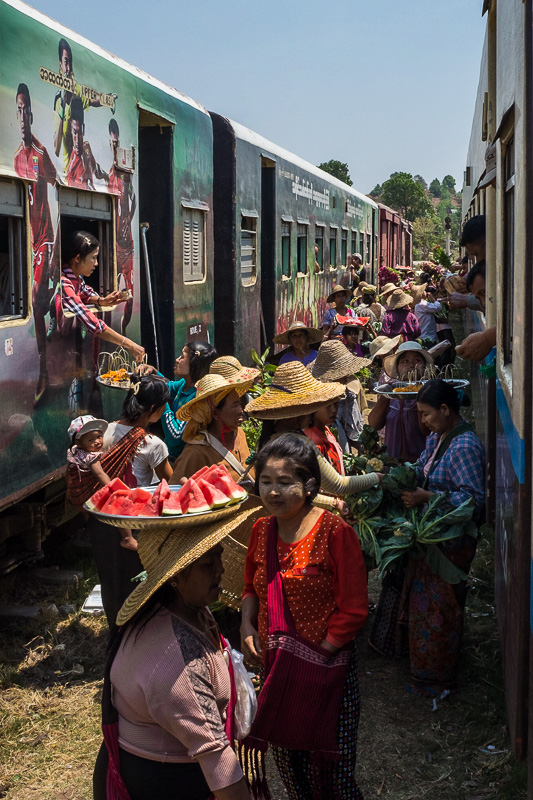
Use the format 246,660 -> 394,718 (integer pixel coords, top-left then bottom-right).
26,0 -> 486,194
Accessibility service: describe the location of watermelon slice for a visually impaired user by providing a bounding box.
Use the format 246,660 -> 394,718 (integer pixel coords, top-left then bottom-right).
86,478 -> 129,511
144,479 -> 171,516
197,477 -> 231,509
177,478 -> 211,514
206,465 -> 247,503
162,492 -> 183,516
190,465 -> 211,482
130,487 -> 153,516
101,489 -> 133,515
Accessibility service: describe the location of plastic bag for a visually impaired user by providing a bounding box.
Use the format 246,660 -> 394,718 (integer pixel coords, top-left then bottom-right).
227,645 -> 257,739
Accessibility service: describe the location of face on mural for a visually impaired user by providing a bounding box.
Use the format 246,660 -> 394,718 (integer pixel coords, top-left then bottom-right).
59,48 -> 72,77
16,93 -> 32,146
109,130 -> 119,154
71,118 -> 84,156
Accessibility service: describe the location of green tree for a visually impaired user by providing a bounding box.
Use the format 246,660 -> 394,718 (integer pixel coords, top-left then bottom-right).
369,183 -> 382,198
380,172 -> 432,222
412,214 -> 443,259
442,174 -> 456,192
414,174 -> 427,191
317,160 -> 353,186
429,178 -> 441,197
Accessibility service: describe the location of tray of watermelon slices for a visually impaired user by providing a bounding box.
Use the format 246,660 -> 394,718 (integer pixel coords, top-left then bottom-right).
83,464 -> 249,529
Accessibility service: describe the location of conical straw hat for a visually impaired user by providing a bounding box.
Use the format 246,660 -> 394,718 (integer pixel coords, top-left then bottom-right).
176,373 -> 253,422
388,288 -> 413,309
244,361 -> 345,420
116,504 -> 260,626
309,340 -> 371,382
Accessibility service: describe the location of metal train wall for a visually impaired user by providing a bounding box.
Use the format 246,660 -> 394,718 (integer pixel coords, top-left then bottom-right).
0,0 -> 411,570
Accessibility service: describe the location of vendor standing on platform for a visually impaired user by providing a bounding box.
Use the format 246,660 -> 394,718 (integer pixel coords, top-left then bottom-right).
51,230 -> 144,362
274,321 -> 323,366
322,285 -> 356,339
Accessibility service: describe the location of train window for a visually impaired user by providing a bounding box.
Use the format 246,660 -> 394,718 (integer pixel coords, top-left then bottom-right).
329,228 -> 337,269
503,135 -> 515,364
351,231 -> 357,255
281,221 -> 291,278
240,215 -> 257,286
359,232 -> 365,259
366,233 -> 371,265
183,207 -> 206,283
315,225 -> 324,272
297,224 -> 308,275
0,180 -> 27,322
59,189 -> 113,296
341,229 -> 348,266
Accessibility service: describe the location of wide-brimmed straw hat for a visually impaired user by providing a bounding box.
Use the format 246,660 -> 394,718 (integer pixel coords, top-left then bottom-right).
369,334 -> 402,361
379,282 -> 397,300
272,321 -> 324,346
244,361 -> 345,420
383,341 -> 434,379
116,504 -> 260,626
310,340 -> 371,382
209,356 -> 260,386
176,374 -> 252,423
410,283 -> 428,305
387,288 -> 413,310
326,285 -> 352,304
355,282 -> 377,299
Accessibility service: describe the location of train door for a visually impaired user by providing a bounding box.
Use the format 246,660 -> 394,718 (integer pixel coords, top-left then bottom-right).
260,156 -> 276,348
138,109 -> 174,376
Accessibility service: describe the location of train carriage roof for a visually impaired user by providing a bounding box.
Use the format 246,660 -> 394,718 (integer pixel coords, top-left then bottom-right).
227,118 -> 378,209
3,0 -> 210,116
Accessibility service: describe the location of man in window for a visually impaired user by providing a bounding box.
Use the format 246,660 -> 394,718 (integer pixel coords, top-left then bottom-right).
108,119 -> 136,333
14,82 -> 57,405
66,97 -> 108,189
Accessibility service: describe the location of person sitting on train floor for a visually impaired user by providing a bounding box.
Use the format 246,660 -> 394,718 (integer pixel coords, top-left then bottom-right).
245,362 -> 382,504
448,215 -> 486,311
93,505 -> 257,800
414,285 -> 442,346
272,321 -> 323,366
323,286 -> 357,338
455,261 -> 496,361
170,373 -> 255,484
395,380 -> 485,698
353,284 -> 386,323
381,289 -> 421,341
340,252 -> 363,291
137,342 -> 218,461
368,341 -> 432,463
308,340 -> 371,454
49,230 -> 145,362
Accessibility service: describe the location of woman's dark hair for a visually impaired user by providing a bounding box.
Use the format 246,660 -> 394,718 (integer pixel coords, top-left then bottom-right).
185,342 -> 217,384
417,378 -> 471,413
254,433 -> 321,504
459,214 -> 486,247
63,230 -> 99,264
465,259 -> 486,291
122,375 -> 171,421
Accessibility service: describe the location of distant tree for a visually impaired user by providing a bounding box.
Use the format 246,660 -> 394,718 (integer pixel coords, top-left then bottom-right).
442,174 -> 456,192
413,213 -> 443,259
414,174 -> 428,191
429,178 -> 441,197
369,183 -> 382,198
380,172 -> 432,222
318,160 -> 353,186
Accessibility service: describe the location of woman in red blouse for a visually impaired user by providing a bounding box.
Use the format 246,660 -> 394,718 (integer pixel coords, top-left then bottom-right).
241,433 -> 367,800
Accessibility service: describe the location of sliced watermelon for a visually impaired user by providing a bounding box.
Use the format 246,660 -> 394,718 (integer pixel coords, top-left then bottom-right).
101,489 -> 132,514
86,478 -> 129,511
130,487 -> 153,516
177,477 -> 211,514
162,492 -> 183,516
208,466 -> 247,503
190,465 -> 211,482
197,477 -> 231,509
144,479 -> 171,516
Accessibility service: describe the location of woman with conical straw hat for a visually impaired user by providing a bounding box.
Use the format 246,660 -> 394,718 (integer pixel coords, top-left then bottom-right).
92,504 -> 258,800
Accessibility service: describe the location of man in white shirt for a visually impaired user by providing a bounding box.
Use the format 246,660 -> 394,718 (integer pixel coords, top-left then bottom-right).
414,286 -> 442,344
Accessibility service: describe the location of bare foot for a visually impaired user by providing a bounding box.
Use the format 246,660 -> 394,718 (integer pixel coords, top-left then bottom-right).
120,536 -> 138,551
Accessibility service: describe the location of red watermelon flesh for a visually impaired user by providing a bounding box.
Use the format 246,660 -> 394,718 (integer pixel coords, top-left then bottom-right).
101,490 -> 132,514
162,492 -> 183,516
130,488 -> 152,516
208,466 -> 247,502
197,477 -> 231,509
144,479 -> 170,516
87,478 -> 129,511
177,478 -> 211,514
112,494 -> 136,516
190,465 -> 211,482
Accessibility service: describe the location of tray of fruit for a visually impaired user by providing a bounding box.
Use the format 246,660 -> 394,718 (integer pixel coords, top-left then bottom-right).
83,464 -> 249,529
375,381 -> 425,398
96,368 -> 132,389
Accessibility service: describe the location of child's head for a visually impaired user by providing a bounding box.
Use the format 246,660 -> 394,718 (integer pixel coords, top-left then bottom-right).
68,415 -> 108,452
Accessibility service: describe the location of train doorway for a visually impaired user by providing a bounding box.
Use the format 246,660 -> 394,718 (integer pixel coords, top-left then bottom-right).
260,156 -> 276,349
138,110 -> 174,376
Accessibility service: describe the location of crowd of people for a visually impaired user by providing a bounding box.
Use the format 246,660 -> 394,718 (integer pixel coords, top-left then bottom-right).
63,225 -> 490,800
